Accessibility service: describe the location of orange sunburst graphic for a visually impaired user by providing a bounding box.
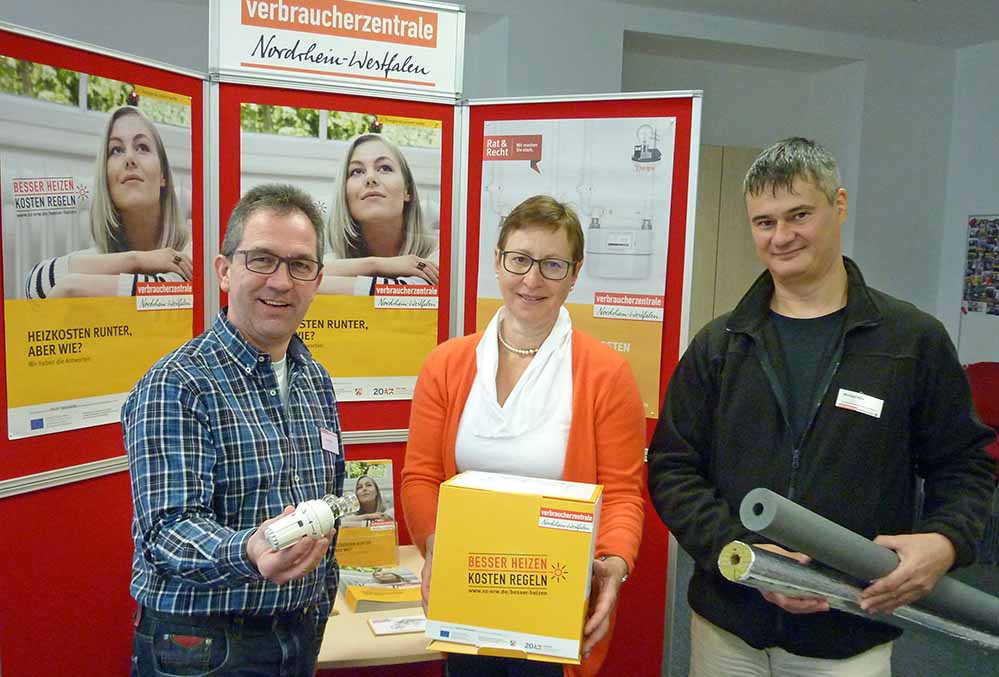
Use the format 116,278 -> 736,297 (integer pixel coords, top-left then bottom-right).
550,562 -> 568,582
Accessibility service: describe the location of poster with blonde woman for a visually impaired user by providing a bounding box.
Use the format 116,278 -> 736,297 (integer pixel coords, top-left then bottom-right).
240,105 -> 444,401
337,459 -> 400,567
1,56 -> 197,438
341,459 -> 396,527
322,133 -> 438,294
22,106 -> 193,299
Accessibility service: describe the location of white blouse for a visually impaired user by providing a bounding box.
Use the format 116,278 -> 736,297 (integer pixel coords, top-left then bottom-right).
454,307 -> 574,480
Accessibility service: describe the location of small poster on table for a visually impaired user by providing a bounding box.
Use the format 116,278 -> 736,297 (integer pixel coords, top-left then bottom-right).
338,458 -> 398,566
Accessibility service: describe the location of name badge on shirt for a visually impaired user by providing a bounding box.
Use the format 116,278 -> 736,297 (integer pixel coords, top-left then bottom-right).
835,388 -> 884,419
320,427 -> 340,454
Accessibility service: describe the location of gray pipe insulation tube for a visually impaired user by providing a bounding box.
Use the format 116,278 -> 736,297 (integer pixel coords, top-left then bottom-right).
718,541 -> 999,650
739,487 -> 999,636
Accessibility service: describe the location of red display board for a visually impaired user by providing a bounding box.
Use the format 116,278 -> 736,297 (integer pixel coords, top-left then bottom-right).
465,95 -> 696,416
464,94 -> 698,676
0,28 -> 205,480
218,83 -> 455,432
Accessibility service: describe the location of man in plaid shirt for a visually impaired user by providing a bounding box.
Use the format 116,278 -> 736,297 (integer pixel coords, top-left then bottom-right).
124,183 -> 344,676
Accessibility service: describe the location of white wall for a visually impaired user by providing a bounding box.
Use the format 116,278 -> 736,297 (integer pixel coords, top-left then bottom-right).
621,50 -> 865,257
2,0 -> 208,72
464,0 -> 624,97
622,54 -> 815,148
461,0 -> 958,320
806,61 -> 866,257
462,11 -> 509,99
941,39 -> 999,361
850,41 -> 956,312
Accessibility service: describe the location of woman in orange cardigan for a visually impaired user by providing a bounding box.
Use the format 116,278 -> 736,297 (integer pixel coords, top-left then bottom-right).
401,195 -> 646,677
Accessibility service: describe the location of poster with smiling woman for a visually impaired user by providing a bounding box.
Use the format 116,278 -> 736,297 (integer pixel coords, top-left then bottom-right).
239,103 -> 443,402
1,53 -> 199,439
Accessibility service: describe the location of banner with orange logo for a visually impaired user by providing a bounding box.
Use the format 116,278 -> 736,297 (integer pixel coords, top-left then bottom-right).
213,0 -> 464,98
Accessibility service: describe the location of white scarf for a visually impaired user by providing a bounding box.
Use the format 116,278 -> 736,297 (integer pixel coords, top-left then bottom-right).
454,306 -> 574,479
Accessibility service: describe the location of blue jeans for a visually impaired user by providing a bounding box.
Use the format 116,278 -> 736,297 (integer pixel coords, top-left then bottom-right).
131,606 -> 327,677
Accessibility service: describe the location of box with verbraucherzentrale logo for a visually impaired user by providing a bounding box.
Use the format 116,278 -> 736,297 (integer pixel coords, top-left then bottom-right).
426,471 -> 602,665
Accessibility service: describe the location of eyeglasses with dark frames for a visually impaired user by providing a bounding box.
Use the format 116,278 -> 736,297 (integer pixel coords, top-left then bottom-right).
500,250 -> 575,281
235,249 -> 323,281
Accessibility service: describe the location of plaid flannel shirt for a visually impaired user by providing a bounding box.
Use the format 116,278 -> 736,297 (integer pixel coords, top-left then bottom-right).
123,310 -> 344,617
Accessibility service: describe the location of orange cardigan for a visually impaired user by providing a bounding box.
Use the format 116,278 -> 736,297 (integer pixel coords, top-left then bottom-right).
401,328 -> 646,676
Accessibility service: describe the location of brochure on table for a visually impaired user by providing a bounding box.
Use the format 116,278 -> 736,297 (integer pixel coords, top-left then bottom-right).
338,458 -> 399,566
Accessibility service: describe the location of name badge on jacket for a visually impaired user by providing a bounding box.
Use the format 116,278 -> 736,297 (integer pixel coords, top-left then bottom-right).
835,389 -> 884,419
320,427 -> 340,454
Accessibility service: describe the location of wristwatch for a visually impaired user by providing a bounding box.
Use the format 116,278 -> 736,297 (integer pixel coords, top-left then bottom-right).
597,555 -> 629,583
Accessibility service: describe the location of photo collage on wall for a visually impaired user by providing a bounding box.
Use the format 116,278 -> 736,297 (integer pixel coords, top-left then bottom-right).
963,214 -> 999,316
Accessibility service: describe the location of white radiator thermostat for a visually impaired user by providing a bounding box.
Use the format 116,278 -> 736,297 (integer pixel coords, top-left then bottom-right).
264,493 -> 360,550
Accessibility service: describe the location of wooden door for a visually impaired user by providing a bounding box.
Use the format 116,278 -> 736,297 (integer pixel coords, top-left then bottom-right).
688,145 -> 763,339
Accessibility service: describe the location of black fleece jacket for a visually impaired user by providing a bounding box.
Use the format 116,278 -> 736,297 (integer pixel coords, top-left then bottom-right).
648,257 -> 996,659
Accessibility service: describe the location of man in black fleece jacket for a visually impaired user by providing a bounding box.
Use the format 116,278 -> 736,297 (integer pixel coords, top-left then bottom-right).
649,137 -> 996,676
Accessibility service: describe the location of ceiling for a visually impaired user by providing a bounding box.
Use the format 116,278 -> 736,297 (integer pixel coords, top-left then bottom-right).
608,0 -> 999,49
624,32 -> 860,72
161,0 -> 999,50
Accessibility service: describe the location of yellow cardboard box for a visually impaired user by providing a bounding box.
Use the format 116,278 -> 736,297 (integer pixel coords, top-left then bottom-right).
336,521 -> 399,567
426,471 -> 602,664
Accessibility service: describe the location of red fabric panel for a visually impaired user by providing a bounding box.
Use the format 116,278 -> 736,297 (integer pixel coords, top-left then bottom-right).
602,464 -> 671,676
966,362 -> 999,427
0,473 -> 136,676
965,362 -> 999,465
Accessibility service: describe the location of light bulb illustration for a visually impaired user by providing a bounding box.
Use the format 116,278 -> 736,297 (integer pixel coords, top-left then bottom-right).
632,124 -> 662,163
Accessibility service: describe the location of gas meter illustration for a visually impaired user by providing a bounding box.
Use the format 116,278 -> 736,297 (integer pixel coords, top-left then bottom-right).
585,214 -> 655,280
479,117 -> 674,285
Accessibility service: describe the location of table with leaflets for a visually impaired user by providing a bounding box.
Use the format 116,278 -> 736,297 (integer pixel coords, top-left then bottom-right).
317,545 -> 443,668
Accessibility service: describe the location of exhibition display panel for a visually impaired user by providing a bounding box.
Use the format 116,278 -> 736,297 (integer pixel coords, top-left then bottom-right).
0,26 -> 205,465
0,2 -> 703,674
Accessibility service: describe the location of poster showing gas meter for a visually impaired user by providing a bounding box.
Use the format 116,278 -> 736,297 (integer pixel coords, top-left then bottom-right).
475,116 -> 675,417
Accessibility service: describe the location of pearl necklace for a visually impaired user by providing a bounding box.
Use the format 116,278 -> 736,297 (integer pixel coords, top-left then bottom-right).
497,322 -> 541,356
